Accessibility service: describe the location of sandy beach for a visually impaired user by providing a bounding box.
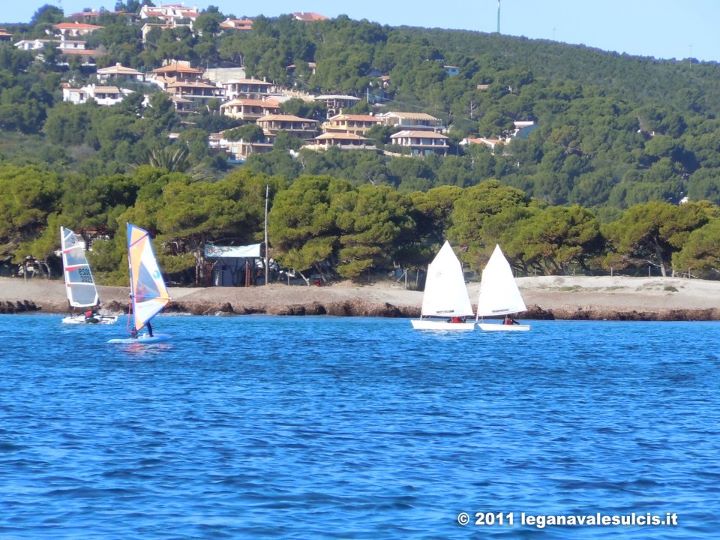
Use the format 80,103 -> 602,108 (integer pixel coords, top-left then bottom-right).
1,275 -> 719,320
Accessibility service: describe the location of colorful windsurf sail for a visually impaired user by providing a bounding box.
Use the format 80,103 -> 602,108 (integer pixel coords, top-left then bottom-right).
127,223 -> 170,332
60,226 -> 99,308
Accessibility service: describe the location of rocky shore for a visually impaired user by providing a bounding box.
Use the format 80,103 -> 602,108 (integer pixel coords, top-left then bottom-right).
1,275 -> 719,321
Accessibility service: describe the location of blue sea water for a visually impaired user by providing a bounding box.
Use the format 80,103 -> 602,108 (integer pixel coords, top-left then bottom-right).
1,314 -> 719,539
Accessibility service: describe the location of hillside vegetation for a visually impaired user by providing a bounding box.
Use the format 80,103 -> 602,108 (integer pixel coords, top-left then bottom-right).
2,4 -> 720,284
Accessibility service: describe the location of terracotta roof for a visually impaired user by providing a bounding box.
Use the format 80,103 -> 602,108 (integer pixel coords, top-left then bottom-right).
152,62 -> 203,74
293,12 -> 328,22
220,98 -> 280,108
328,114 -> 379,122
220,18 -> 253,30
383,112 -> 440,121
97,63 -> 142,75
60,49 -> 104,56
93,86 -> 121,93
54,22 -> 104,31
316,132 -> 368,141
223,78 -> 272,86
391,130 -> 448,139
166,81 -> 218,89
258,114 -> 318,123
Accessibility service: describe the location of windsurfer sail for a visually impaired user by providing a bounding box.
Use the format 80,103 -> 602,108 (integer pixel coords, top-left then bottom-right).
127,223 -> 170,335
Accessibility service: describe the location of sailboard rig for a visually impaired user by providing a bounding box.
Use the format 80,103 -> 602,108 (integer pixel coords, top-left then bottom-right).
60,226 -> 117,325
108,223 -> 171,344
411,241 -> 475,331
476,244 -> 530,332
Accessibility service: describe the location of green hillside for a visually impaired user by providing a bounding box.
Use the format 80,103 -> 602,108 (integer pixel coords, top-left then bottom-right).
1,5 -> 720,283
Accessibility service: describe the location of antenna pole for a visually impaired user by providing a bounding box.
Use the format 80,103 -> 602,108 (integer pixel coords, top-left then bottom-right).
497,0 -> 501,34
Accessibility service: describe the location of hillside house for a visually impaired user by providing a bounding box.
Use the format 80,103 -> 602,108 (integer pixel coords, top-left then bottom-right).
170,95 -> 194,114
140,4 -> 199,25
292,12 -> 328,22
460,137 -> 504,153
322,114 -> 381,136
379,111 -> 444,132
390,130 -> 449,156
53,22 -> 104,39
14,39 -> 56,51
97,63 -> 144,83
165,80 -> 223,108
257,114 -> 319,140
306,132 -> 375,151
0,29 -> 13,42
220,98 -> 280,121
59,48 -> 104,66
150,61 -> 204,91
62,83 -> 131,106
220,18 -> 253,31
222,78 -> 273,100
210,131 -> 274,161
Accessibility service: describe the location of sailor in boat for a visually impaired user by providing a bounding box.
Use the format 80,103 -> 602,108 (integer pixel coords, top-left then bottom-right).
449,316 -> 465,324
503,315 -> 519,325
84,308 -> 99,323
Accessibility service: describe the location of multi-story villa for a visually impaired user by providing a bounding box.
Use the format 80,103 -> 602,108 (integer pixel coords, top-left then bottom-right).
257,114 -> 319,140
220,99 -> 281,121
389,130 -> 449,156
379,111 -> 444,132
97,63 -> 145,83
322,114 -> 381,136
222,79 -> 274,100
307,132 -> 375,151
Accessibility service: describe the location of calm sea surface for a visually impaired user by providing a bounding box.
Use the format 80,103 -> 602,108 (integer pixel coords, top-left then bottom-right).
1,314 -> 719,539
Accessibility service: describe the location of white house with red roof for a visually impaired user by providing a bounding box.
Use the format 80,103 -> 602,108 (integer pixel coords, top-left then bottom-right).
139,3 -> 199,24
220,18 -> 253,31
292,12 -> 328,22
53,22 -> 104,39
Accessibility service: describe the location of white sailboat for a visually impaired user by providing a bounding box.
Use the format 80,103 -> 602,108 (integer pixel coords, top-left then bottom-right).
60,226 -> 118,325
109,223 -> 171,344
411,241 -> 475,331
476,244 -> 530,332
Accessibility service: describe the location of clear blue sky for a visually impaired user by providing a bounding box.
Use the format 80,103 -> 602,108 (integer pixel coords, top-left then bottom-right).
5,1 -> 718,62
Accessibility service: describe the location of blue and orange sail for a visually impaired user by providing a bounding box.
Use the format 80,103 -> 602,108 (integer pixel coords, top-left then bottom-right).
127,223 -> 170,332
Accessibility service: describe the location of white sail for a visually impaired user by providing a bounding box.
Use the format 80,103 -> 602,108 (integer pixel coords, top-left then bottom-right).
420,241 -> 473,317
60,227 -> 99,308
476,244 -> 527,317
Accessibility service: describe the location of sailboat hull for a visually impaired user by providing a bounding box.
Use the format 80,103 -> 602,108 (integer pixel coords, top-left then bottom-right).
108,333 -> 171,344
477,323 -> 530,332
62,314 -> 118,325
411,319 -> 475,331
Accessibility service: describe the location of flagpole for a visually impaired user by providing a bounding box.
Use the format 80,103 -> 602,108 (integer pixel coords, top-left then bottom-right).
264,184 -> 269,285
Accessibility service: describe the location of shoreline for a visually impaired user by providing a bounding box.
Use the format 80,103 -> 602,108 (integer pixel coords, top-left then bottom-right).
1,275 -> 719,321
